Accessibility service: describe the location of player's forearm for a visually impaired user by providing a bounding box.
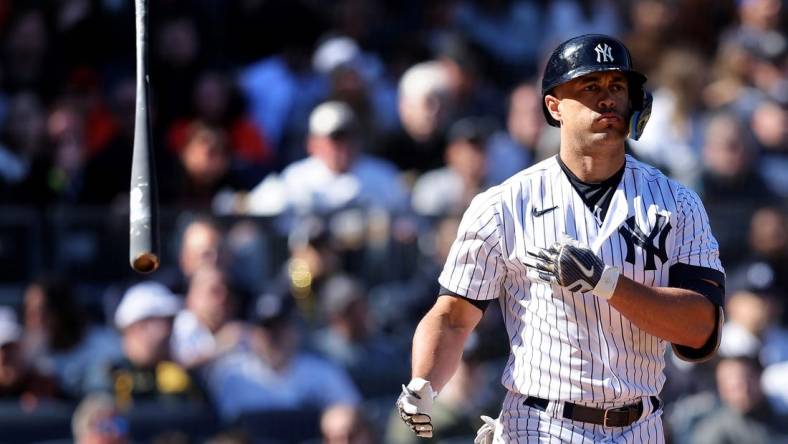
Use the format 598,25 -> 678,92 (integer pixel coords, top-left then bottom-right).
608,276 -> 716,348
410,301 -> 478,393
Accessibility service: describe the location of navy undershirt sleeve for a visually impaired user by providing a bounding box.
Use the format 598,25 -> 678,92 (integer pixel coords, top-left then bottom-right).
439,286 -> 491,312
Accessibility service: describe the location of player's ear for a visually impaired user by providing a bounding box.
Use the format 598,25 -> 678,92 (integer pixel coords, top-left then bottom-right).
545,94 -> 561,124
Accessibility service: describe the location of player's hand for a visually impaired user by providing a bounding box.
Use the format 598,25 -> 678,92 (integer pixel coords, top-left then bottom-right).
474,415 -> 497,444
525,238 -> 620,298
396,378 -> 436,438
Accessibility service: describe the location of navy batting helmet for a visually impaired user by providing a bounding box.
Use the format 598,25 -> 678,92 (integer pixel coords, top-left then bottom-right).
541,34 -> 652,140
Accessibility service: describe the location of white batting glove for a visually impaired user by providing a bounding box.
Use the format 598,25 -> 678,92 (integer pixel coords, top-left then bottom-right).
525,237 -> 620,299
396,378 -> 437,438
473,415 -> 498,444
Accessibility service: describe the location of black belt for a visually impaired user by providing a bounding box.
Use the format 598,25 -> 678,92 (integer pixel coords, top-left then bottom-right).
523,396 -> 661,428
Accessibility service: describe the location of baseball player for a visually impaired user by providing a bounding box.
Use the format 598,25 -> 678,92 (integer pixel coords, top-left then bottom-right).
397,34 -> 725,443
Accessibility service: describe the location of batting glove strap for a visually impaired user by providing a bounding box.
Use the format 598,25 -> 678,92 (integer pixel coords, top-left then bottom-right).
592,266 -> 620,300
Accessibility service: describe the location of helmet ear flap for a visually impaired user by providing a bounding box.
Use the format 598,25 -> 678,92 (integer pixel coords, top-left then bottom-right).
628,90 -> 652,141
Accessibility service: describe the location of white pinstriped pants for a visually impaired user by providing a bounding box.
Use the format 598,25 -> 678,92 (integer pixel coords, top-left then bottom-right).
492,391 -> 665,443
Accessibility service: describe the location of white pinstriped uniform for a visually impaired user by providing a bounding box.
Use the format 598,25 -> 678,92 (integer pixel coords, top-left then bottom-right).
438,154 -> 724,442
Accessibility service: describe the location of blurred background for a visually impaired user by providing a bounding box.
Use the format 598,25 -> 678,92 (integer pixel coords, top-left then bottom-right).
0,0 -> 785,443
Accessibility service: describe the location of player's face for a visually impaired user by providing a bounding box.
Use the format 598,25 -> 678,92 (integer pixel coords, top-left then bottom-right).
550,72 -> 630,144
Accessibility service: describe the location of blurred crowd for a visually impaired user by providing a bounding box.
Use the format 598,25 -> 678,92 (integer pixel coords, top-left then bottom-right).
0,0 -> 785,443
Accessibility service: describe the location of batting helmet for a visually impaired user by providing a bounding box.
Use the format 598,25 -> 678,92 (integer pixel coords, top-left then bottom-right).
541,34 -> 652,140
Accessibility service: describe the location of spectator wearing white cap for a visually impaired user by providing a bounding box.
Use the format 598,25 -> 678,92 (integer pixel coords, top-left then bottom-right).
84,282 -> 203,407
378,61 -> 453,173
245,101 -> 408,216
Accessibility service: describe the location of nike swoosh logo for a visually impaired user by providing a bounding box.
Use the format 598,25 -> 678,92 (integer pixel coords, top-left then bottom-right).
571,255 -> 595,278
532,205 -> 558,217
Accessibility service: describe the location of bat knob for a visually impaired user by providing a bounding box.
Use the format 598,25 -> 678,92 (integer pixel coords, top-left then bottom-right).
132,253 -> 160,274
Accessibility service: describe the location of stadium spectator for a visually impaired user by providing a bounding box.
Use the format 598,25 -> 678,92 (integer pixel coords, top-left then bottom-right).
720,288 -> 788,366
379,61 -> 453,173
630,48 -> 707,186
21,275 -> 121,399
0,306 -> 61,403
72,393 -> 128,444
742,207 -> 788,304
0,91 -> 50,204
621,0 -> 678,76
320,404 -> 378,444
702,36 -> 765,114
485,82 -> 553,185
166,70 -> 273,188
223,219 -> 274,306
168,123 -> 247,210
433,34 -> 505,120
412,116 -> 494,217
752,101 -> 788,196
156,215 -> 226,295
311,274 -> 408,397
763,360 -> 788,416
257,215 -> 344,323
369,216 -> 461,335
178,216 -> 224,281
691,355 -> 788,444
84,282 -> 203,408
203,293 -> 360,421
46,99 -> 89,202
245,101 -> 408,217
171,265 -> 243,368
721,0 -> 784,57
697,112 -> 779,264
313,35 -> 398,146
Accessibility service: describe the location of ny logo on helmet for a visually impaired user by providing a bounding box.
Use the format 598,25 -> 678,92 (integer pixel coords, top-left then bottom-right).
595,43 -> 614,63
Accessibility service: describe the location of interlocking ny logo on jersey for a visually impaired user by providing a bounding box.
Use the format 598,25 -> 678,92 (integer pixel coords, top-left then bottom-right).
595,43 -> 614,63
618,214 -> 671,270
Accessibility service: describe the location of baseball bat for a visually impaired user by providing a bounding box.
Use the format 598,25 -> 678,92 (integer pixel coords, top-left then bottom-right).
129,0 -> 160,273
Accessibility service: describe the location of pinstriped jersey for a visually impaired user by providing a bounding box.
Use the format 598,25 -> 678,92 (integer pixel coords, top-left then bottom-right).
438,154 -> 724,402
